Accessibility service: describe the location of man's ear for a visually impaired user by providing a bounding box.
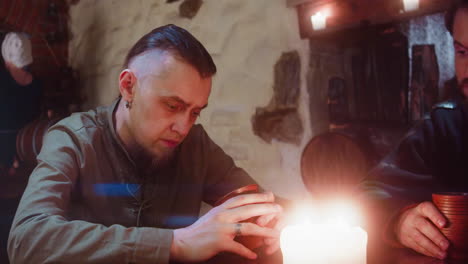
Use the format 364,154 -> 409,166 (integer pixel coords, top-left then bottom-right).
119,69 -> 137,101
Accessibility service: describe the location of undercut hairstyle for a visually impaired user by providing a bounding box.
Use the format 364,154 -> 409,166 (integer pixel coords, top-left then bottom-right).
445,0 -> 468,35
123,24 -> 216,78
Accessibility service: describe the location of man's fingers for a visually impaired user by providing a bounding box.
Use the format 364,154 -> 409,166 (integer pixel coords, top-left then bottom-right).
263,237 -> 280,255
265,240 -> 280,255
412,243 -> 437,261
411,230 -> 446,259
222,192 -> 275,209
256,213 -> 276,227
415,217 -> 449,251
418,202 -> 446,228
233,222 -> 280,238
274,213 -> 287,230
264,237 -> 276,245
223,240 -> 257,260
228,203 -> 282,223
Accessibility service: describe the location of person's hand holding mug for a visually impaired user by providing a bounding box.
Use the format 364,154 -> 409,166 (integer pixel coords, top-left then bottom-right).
394,201 -> 449,259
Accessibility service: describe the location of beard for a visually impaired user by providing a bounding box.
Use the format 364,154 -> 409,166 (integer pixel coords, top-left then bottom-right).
132,143 -> 176,177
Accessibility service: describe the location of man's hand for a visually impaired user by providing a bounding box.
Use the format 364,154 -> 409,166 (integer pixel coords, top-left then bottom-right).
394,201 -> 449,259
255,209 -> 286,255
170,192 -> 282,262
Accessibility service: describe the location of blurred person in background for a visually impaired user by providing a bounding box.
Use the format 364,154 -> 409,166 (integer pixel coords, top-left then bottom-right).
0,32 -> 41,175
0,32 -> 41,264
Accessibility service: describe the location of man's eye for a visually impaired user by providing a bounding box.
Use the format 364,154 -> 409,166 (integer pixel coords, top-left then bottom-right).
192,111 -> 201,117
455,45 -> 467,56
166,103 -> 178,111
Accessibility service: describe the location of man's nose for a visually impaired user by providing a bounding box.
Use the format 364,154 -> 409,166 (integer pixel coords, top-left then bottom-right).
172,113 -> 192,136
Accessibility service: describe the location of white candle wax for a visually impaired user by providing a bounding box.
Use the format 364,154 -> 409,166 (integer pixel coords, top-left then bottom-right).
403,0 -> 419,12
281,224 -> 367,264
310,12 -> 327,30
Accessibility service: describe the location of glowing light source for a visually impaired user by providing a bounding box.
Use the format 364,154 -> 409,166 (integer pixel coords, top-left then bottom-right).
403,0 -> 419,12
310,11 -> 329,30
280,201 -> 367,264
281,224 -> 367,264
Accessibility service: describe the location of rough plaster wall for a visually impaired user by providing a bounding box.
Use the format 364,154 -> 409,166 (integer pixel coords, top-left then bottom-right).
68,0 -> 311,199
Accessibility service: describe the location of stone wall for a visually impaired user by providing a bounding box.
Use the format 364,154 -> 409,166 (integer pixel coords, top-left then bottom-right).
68,0 -> 312,199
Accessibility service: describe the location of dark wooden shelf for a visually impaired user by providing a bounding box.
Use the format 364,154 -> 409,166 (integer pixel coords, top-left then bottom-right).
294,0 -> 455,39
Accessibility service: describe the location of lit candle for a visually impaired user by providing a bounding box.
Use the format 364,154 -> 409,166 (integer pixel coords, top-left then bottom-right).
403,0 -> 419,12
280,201 -> 367,264
281,223 -> 367,264
310,12 -> 327,30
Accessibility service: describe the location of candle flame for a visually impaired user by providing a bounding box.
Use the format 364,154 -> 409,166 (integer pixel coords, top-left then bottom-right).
280,200 -> 367,263
403,0 -> 419,12
310,9 -> 330,31
286,199 -> 363,227
325,200 -> 362,227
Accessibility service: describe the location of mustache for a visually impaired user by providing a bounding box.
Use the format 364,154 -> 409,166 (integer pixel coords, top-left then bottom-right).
167,133 -> 183,142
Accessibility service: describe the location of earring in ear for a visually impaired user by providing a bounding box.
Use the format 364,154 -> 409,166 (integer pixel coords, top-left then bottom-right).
125,100 -> 132,109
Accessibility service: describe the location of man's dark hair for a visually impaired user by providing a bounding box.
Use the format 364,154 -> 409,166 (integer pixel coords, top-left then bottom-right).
445,0 -> 468,35
123,24 -> 216,78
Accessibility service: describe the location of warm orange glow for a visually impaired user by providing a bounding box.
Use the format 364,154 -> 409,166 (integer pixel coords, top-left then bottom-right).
324,199 -> 362,227
281,224 -> 367,264
285,199 -> 363,227
403,0 -> 419,12
280,200 -> 367,264
310,9 -> 330,30
321,7 -> 331,18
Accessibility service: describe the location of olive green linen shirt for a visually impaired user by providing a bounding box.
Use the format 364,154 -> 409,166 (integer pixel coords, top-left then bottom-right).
8,99 -> 256,263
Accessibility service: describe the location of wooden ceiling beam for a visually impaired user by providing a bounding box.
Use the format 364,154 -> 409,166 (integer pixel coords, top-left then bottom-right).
287,0 -> 331,8
294,0 -> 455,38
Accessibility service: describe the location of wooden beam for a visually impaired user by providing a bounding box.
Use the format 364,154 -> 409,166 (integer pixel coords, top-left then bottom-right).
295,0 -> 454,39
287,0 -> 333,8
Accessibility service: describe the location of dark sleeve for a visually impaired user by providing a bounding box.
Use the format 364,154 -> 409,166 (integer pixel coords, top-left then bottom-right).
356,118 -> 437,247
24,78 -> 42,122
16,78 -> 42,126
359,117 -> 436,209
193,126 -> 258,206
8,127 -> 173,264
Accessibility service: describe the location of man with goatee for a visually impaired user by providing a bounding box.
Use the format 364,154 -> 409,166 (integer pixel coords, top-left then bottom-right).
8,24 -> 283,264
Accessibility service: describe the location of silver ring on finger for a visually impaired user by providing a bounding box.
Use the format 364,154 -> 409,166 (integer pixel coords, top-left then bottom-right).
234,223 -> 242,237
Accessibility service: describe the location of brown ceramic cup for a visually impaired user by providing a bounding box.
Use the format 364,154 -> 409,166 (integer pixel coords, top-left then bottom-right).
215,184 -> 269,250
432,192 -> 468,260
214,184 -> 260,206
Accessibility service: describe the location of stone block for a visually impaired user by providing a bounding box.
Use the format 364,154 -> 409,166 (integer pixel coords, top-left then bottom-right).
180,0 -> 203,19
273,51 -> 301,105
252,50 -> 303,145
